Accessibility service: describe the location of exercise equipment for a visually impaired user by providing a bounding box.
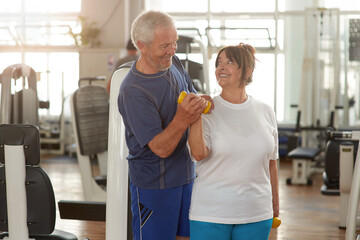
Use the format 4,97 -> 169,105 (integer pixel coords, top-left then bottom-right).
177,91 -> 211,114
0,64 -> 39,125
59,77 -> 109,222
177,35 -> 210,94
286,9 -> 342,186
106,62 -> 133,240
58,63 -> 133,239
300,9 -> 341,130
286,147 -> 322,185
349,18 -> 360,62
341,130 -> 360,239
70,76 -> 108,202
319,130 -> 360,229
286,111 -> 324,185
321,131 -> 359,196
58,200 -> 106,221
272,217 -> 281,228
0,124 -> 77,240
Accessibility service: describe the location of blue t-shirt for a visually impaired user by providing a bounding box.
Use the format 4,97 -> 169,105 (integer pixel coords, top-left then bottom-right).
118,55 -> 196,189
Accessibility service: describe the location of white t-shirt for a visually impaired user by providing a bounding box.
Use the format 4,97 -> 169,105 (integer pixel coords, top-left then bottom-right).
189,95 -> 279,224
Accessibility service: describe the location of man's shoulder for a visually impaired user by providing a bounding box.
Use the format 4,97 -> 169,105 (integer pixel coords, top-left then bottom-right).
116,55 -> 138,68
119,68 -> 136,91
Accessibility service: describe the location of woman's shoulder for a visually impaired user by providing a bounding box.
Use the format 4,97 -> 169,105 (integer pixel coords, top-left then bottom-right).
250,96 -> 272,109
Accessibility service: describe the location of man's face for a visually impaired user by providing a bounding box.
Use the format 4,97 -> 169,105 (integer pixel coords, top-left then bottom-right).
142,25 -> 178,72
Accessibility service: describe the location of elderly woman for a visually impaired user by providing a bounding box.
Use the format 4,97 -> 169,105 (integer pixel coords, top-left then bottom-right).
188,43 -> 279,240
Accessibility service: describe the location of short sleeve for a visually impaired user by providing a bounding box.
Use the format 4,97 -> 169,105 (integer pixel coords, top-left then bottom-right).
122,95 -> 163,148
269,109 -> 279,160
202,115 -> 212,152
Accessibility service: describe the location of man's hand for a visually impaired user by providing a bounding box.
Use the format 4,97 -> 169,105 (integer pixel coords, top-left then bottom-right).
199,94 -> 214,114
175,92 -> 206,127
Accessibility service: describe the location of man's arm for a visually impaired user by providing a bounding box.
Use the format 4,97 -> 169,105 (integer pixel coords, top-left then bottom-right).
148,93 -> 207,158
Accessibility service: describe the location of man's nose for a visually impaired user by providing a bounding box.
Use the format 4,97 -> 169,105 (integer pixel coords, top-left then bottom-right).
167,44 -> 177,55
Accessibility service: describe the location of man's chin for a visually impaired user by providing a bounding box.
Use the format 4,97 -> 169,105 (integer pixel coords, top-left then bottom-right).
159,61 -> 172,71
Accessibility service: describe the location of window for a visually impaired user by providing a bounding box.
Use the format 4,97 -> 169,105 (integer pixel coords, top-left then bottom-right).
146,0 -> 208,12
146,0 -> 284,121
210,0 -> 275,12
0,0 -> 80,119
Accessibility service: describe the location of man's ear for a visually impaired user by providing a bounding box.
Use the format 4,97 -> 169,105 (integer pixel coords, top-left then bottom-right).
137,40 -> 146,53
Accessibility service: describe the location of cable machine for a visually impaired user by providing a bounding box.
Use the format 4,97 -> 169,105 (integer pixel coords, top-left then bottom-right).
298,8 -> 341,144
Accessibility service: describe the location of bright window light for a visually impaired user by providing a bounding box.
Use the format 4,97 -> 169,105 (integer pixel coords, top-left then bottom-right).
0,53 -> 22,72
210,0 -> 275,12
22,52 -> 79,117
247,54 -> 275,109
146,0 -> 208,12
24,0 -> 81,13
0,0 -> 21,13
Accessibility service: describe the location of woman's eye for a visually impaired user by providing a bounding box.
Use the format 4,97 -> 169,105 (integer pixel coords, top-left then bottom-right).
228,61 -> 233,64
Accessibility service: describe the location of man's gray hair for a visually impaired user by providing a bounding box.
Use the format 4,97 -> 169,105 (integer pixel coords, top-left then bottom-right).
131,10 -> 175,50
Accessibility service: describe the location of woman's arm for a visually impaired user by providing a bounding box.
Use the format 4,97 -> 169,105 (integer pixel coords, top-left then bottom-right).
270,160 -> 279,217
188,117 -> 210,161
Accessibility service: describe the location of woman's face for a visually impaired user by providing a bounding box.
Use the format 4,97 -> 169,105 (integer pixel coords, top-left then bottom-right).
215,51 -> 242,89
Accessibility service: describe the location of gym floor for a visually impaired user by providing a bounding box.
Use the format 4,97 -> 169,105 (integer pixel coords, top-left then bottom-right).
29,156 -> 357,239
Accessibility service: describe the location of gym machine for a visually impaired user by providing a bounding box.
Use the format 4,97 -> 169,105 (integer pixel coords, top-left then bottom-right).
286,8 -> 342,186
0,64 -> 39,125
321,130 -> 359,229
69,76 -> 108,202
338,130 -> 360,239
0,124 -> 77,240
106,62 -> 133,240
177,35 -> 210,94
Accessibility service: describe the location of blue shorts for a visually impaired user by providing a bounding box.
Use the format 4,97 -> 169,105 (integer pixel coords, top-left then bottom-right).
190,218 -> 272,240
129,181 -> 193,240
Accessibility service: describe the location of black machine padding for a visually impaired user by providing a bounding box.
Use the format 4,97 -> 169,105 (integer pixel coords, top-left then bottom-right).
324,139 -> 358,181
0,166 -> 56,234
73,85 -> 109,155
0,124 -> 40,165
0,124 -> 78,239
287,147 -> 322,160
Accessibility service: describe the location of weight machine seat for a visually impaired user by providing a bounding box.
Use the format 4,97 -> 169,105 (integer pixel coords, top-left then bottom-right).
287,147 -> 322,160
0,124 -> 77,240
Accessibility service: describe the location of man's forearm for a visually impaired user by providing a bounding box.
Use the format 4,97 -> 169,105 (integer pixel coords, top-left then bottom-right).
148,116 -> 189,158
148,92 -> 207,158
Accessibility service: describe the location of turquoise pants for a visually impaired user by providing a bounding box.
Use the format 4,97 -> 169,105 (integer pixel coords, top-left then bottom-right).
190,218 -> 272,240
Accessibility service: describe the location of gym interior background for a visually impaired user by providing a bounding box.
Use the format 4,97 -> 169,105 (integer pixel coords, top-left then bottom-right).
1,0 -> 360,239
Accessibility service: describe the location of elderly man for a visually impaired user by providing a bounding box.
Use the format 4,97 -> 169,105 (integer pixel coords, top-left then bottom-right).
118,10 -> 212,240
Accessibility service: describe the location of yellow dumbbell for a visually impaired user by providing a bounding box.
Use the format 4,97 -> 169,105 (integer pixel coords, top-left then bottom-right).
272,217 -> 281,228
177,91 -> 211,114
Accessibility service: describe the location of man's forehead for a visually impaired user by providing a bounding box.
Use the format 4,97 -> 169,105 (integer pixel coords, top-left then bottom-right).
153,26 -> 178,43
